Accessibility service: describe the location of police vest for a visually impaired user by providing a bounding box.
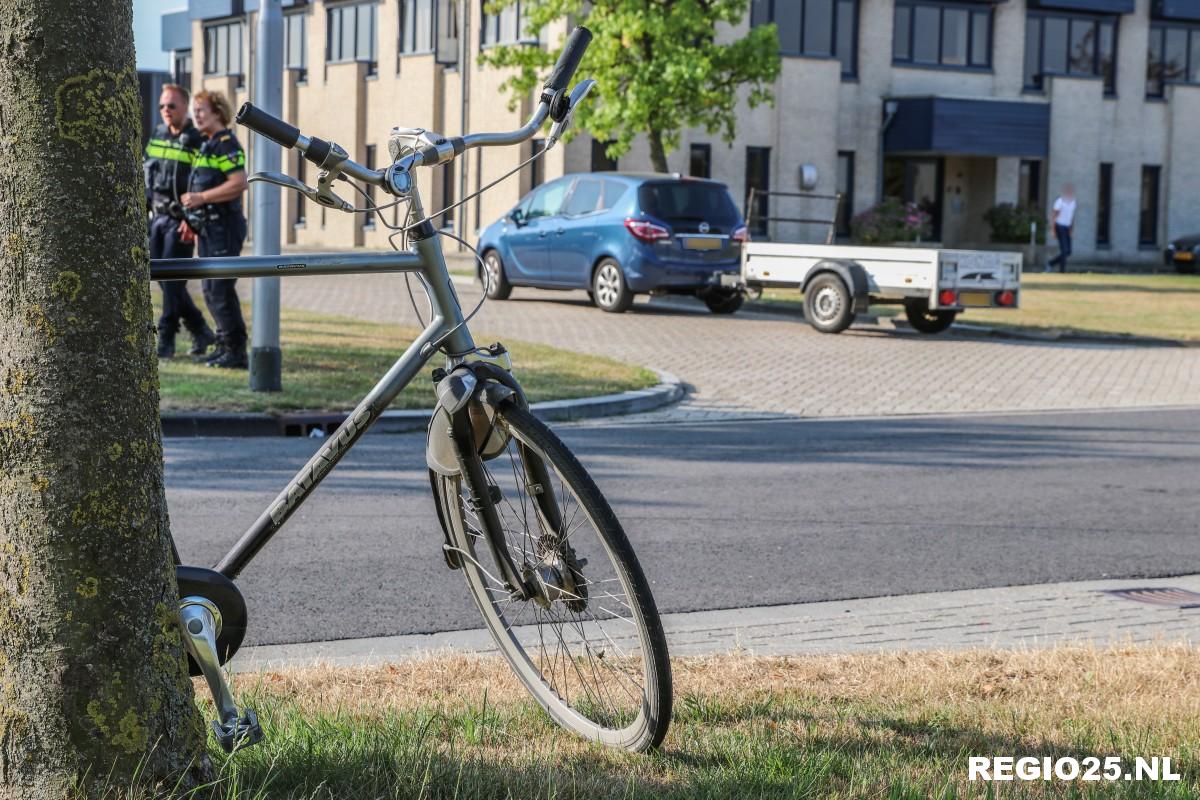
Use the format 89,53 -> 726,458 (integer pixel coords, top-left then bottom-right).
145,122 -> 203,203
189,130 -> 247,217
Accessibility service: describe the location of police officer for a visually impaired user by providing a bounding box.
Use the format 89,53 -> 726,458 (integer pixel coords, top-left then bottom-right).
182,90 -> 250,370
145,84 -> 216,360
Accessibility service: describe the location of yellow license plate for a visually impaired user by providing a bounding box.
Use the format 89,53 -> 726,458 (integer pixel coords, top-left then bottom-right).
681,236 -> 722,251
958,291 -> 993,306
1176,252 -> 1195,262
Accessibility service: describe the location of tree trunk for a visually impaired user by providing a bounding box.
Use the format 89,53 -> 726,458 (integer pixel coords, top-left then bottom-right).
648,128 -> 670,173
0,1 -> 209,796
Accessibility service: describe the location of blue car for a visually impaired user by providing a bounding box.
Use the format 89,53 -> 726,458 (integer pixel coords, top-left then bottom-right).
477,173 -> 748,313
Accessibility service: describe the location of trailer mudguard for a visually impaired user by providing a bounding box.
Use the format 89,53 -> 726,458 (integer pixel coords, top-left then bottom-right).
802,260 -> 871,314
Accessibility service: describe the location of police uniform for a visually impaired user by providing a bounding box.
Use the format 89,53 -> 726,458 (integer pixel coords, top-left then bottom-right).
189,129 -> 249,367
144,121 -> 214,357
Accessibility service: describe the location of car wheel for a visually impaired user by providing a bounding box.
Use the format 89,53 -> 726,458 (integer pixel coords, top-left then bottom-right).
592,258 -> 634,313
482,250 -> 512,300
903,299 -> 957,334
802,274 -> 855,333
702,290 -> 744,314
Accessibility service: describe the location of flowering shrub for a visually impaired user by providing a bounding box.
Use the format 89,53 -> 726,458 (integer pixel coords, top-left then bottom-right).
983,203 -> 1046,244
850,198 -> 933,244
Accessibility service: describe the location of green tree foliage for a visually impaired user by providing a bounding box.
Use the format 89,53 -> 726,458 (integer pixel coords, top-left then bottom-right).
479,0 -> 780,173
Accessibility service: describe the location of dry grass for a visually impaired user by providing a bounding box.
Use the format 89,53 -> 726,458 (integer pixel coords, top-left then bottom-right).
154,303 -> 656,414
179,643 -> 1200,799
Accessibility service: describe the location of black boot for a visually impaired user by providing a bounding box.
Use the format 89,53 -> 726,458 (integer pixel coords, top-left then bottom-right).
208,346 -> 248,370
156,326 -> 176,360
187,324 -> 218,357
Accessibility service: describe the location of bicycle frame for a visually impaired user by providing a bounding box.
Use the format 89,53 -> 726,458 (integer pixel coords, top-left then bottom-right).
150,231 -> 473,580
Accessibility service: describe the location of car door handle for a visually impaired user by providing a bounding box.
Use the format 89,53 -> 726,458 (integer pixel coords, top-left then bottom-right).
539,231 -> 549,238
555,228 -> 565,236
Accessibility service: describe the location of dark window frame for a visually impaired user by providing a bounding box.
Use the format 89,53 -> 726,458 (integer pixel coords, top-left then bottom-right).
591,139 -> 618,172
745,146 -> 771,237
893,0 -> 992,71
1139,164 -> 1161,246
1096,162 -> 1112,247
689,143 -> 712,179
750,0 -> 859,78
399,0 -> 435,55
1146,20 -> 1200,98
173,49 -> 193,87
284,11 -> 308,82
363,144 -> 377,228
480,0 -> 537,48
326,0 -> 378,76
1019,159 -> 1042,210
836,151 -> 854,239
295,155 -> 307,226
203,18 -> 244,78
1024,10 -> 1118,96
529,137 -> 545,189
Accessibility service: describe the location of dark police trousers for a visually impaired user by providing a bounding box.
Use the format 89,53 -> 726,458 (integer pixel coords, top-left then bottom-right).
149,214 -> 207,337
198,213 -> 248,352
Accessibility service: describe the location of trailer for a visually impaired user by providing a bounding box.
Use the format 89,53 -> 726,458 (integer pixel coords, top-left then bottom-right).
725,190 -> 1022,334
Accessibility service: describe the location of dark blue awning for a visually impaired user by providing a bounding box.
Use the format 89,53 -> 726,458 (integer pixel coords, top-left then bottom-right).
883,97 -> 1050,158
1155,0 -> 1200,21
1029,0 -> 1135,13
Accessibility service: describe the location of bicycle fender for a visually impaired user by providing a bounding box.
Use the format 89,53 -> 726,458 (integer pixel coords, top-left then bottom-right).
426,366 -> 518,476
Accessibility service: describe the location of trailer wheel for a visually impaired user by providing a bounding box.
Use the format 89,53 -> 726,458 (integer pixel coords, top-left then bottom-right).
904,299 -> 957,334
803,273 -> 855,333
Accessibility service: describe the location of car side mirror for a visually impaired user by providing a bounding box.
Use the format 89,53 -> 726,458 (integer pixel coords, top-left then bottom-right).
510,208 -> 525,226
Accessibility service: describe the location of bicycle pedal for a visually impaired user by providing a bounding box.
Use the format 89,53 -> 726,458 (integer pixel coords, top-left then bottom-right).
212,708 -> 264,753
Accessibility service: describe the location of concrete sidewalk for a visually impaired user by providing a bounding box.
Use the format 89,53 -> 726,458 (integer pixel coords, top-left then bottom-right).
235,572 -> 1199,671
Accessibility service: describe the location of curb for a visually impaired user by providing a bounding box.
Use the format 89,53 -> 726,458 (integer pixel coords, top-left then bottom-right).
161,370 -> 683,438
888,317 -> 1195,347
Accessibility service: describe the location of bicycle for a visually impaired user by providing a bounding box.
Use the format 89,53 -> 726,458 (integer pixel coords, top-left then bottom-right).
151,27 -> 673,755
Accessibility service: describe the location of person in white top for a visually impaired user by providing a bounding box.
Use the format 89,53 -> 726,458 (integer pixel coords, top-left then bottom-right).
1048,184 -> 1077,273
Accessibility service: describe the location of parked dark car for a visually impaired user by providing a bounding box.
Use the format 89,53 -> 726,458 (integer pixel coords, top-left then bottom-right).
477,172 -> 748,313
1165,234 -> 1199,274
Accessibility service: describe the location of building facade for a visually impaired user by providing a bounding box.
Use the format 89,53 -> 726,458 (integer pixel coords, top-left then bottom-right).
162,0 -> 1200,263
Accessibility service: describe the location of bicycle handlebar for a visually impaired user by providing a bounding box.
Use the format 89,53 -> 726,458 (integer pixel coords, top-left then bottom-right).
236,26 -> 592,194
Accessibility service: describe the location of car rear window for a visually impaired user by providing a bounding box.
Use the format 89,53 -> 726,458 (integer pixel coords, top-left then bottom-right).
638,181 -> 740,226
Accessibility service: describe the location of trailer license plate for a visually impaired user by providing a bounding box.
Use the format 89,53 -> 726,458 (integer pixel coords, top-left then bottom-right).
959,291 -> 993,307
1177,252 -> 1195,262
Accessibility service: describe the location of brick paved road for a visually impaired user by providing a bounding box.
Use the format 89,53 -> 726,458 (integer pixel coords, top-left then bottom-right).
274,273 -> 1200,419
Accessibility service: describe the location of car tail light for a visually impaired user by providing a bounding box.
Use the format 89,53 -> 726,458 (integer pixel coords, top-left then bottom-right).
731,225 -> 749,244
996,290 -> 1016,307
624,218 -> 670,243
938,290 -> 958,306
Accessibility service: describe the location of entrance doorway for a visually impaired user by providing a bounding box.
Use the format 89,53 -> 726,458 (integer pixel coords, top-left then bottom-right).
883,157 -> 944,241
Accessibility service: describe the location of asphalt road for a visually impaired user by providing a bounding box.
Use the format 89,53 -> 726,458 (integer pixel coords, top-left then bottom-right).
165,407 -> 1200,647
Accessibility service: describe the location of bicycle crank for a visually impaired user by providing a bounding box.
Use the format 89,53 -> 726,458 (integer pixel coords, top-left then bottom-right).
178,596 -> 263,752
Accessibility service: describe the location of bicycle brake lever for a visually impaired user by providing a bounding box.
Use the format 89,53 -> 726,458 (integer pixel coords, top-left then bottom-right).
547,79 -> 597,148
249,170 -> 354,212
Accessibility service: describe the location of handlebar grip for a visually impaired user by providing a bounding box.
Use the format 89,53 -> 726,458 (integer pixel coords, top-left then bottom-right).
542,26 -> 592,95
236,102 -> 300,149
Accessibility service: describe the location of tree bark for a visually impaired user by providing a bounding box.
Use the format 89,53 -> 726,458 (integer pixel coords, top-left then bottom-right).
648,128 -> 670,174
0,1 -> 209,796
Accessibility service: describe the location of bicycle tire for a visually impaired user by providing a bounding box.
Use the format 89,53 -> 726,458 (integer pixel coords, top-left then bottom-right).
434,403 -> 672,751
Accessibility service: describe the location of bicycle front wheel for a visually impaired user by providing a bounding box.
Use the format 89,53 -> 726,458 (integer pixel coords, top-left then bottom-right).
434,403 -> 672,752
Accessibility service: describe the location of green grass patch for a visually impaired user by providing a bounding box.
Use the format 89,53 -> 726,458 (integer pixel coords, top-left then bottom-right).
750,272 -> 1200,341
110,645 -> 1200,799
156,303 -> 655,414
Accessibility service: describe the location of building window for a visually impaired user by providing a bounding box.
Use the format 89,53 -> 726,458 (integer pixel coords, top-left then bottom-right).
689,144 -> 712,179
893,1 -> 991,69
327,1 -> 378,74
1024,12 -> 1116,95
1019,159 -> 1042,209
285,12 -> 308,82
745,146 -> 771,237
1147,22 -> 1200,97
591,139 -> 618,172
399,0 -> 434,54
204,20 -> 243,77
173,50 -> 192,87
529,138 -> 545,188
481,1 -> 534,46
363,145 -> 377,227
1096,162 -> 1112,247
751,0 -> 857,76
836,151 -> 854,238
295,156 -> 307,225
1139,165 -> 1160,246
